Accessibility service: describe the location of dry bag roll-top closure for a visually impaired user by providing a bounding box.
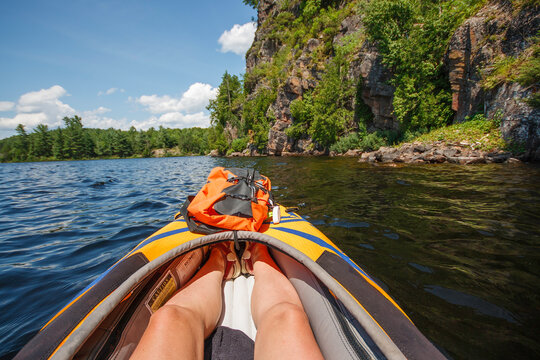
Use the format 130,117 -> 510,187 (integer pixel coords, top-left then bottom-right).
180,167 -> 273,234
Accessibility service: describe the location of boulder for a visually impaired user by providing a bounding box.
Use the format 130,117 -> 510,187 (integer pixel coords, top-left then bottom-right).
344,149 -> 362,157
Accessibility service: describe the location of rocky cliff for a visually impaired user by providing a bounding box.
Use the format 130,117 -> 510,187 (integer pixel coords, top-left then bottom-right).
243,0 -> 539,159
445,1 -> 540,159
246,0 -> 395,155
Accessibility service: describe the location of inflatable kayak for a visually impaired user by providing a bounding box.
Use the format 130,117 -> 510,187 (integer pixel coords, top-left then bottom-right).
15,206 -> 445,360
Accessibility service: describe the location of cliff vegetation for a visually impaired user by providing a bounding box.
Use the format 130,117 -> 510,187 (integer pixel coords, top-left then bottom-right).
209,0 -> 539,159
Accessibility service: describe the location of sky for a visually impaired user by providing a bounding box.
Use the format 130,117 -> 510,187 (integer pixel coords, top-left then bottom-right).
0,0 -> 257,139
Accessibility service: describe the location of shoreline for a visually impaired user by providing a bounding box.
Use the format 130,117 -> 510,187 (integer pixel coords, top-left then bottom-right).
221,141 -> 528,164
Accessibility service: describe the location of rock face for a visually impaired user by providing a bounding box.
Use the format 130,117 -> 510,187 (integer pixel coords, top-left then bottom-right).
445,1 -> 540,159
245,0 -> 538,159
246,0 -> 398,156
349,46 -> 396,131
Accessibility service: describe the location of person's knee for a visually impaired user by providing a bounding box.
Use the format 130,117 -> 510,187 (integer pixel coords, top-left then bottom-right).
265,302 -> 309,327
149,304 -> 200,332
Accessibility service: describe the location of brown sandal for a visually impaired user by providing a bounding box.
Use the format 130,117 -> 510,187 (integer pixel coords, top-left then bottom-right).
241,242 -> 257,275
213,242 -> 241,280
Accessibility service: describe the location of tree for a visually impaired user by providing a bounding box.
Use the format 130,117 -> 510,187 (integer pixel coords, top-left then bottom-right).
13,124 -> 29,161
157,125 -> 173,148
62,116 -> 85,159
112,130 -> 131,157
242,0 -> 259,9
32,124 -> 51,158
52,128 -> 65,159
207,72 -> 244,129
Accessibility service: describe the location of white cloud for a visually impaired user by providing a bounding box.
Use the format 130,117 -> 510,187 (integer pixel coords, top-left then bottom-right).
0,85 -> 76,131
137,83 -> 217,114
218,22 -> 256,55
0,101 -> 15,112
80,107 -> 127,129
0,82 -> 216,138
98,87 -> 125,96
134,83 -> 217,129
129,112 -> 211,130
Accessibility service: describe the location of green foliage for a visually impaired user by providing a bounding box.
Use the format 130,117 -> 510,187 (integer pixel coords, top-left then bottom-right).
208,124 -> 229,155
242,0 -> 259,9
330,132 -> 363,152
243,88 -> 276,150
207,72 -> 244,128
329,131 -> 390,153
12,124 -> 29,161
287,93 -> 313,139
360,132 -> 388,151
0,118 -> 213,162
482,56 -> 520,90
303,0 -> 321,19
363,0 -> 484,132
62,116 -> 87,159
393,77 -> 453,130
32,124 -> 51,159
524,93 -> 540,108
482,37 -> 539,108
363,0 -> 414,56
287,54 -> 356,147
231,137 -> 249,152
411,113 -> 506,151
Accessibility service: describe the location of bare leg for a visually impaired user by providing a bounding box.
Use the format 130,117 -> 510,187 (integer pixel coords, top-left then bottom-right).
249,244 -> 324,360
131,247 -> 227,360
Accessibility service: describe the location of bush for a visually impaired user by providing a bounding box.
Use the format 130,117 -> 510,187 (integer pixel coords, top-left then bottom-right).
330,132 -> 363,153
329,130 -> 391,153
231,137 -> 249,153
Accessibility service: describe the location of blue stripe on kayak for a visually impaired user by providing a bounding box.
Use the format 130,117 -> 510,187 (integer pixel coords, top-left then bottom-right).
274,219 -> 303,224
272,227 -> 372,280
131,227 -> 191,253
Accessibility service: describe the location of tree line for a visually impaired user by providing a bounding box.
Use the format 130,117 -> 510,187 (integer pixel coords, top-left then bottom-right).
0,116 -> 214,162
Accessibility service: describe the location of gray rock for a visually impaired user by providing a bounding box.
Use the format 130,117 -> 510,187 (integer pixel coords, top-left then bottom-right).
344,149 -> 362,157
447,156 -> 486,164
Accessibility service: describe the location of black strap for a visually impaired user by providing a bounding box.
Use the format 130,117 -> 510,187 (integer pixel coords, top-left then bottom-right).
233,231 -> 240,251
180,196 -> 224,235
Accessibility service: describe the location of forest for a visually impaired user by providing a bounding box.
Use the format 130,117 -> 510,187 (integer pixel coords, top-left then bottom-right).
0,116 -> 214,162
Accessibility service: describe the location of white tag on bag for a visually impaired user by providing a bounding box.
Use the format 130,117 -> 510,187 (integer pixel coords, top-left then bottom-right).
272,205 -> 281,224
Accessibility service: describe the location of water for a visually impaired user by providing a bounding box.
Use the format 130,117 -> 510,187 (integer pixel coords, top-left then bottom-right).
1,157 -> 539,359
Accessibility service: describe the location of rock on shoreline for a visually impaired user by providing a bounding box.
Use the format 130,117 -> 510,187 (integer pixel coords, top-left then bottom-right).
210,141 -> 523,164
356,142 -> 520,164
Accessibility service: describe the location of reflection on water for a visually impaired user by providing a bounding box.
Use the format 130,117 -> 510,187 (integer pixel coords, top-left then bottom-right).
0,157 -> 539,360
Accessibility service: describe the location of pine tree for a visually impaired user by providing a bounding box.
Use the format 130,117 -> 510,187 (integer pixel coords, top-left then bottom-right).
32,124 -> 51,158
13,124 -> 29,161
52,128 -> 65,160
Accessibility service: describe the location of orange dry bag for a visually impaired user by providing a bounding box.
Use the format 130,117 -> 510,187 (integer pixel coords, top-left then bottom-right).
179,167 -> 273,234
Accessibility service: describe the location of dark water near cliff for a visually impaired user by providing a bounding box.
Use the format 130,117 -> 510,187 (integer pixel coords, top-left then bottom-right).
0,157 -> 539,359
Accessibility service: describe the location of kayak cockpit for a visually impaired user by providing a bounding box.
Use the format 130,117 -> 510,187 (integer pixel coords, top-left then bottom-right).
73,244 -> 381,360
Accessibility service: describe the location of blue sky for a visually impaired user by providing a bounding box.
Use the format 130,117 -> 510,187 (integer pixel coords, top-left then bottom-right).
0,0 -> 257,138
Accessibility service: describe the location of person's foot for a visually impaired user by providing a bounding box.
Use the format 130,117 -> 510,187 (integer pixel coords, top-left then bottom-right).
241,242 -> 271,275
212,242 -> 241,280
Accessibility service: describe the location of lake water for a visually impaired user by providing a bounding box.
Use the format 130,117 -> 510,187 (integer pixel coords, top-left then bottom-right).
0,157 -> 539,359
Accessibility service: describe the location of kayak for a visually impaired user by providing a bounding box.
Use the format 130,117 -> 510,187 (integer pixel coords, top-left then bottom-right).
15,206 -> 445,360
